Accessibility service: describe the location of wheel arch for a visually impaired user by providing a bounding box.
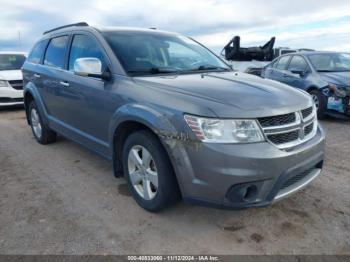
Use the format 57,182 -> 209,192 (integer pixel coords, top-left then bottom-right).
306,86 -> 319,93
109,104 -> 179,179
24,90 -> 35,125
23,83 -> 50,127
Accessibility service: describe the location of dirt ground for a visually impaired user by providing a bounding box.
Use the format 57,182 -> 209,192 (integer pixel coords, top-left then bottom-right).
0,107 -> 349,255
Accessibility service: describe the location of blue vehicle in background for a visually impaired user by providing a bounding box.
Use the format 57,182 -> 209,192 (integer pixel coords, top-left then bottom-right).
262,51 -> 350,118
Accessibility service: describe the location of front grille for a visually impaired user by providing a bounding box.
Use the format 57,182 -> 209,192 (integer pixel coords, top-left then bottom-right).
304,122 -> 314,136
267,130 -> 299,145
8,80 -> 23,90
258,113 -> 296,127
301,107 -> 313,119
259,106 -> 317,150
280,168 -> 314,190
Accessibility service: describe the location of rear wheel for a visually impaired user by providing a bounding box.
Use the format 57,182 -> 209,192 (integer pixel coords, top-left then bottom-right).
122,130 -> 180,212
29,101 -> 57,144
310,89 -> 327,119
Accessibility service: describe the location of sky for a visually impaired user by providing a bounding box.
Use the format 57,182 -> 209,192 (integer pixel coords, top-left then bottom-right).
1,0 -> 350,54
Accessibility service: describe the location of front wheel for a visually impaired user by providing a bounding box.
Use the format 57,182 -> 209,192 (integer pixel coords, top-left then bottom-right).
310,89 -> 327,119
122,130 -> 180,212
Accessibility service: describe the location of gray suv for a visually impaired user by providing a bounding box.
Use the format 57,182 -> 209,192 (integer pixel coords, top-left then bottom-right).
22,23 -> 325,212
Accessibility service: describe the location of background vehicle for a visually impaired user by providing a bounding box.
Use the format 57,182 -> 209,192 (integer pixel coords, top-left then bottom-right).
22,23 -> 325,212
0,51 -> 26,106
262,51 -> 350,118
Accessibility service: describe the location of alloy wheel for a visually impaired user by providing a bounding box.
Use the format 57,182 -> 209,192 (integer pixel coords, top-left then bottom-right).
311,94 -> 319,110
31,108 -> 42,139
127,145 -> 158,200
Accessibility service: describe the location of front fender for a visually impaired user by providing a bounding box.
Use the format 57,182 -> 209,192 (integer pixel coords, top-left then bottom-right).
108,103 -> 179,145
109,103 -> 184,179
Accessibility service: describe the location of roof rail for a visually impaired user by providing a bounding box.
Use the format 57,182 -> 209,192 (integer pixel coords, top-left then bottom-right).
43,22 -> 89,35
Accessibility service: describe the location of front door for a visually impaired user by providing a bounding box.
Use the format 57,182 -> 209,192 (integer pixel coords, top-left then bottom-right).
56,33 -> 117,152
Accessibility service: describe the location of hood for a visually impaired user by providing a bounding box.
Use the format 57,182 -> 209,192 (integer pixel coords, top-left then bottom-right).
133,71 -> 312,118
319,71 -> 350,87
0,70 -> 23,81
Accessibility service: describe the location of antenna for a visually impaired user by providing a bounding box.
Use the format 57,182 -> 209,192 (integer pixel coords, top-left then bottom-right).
18,30 -> 21,49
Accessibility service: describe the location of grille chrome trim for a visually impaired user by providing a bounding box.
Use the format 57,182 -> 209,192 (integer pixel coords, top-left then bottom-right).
258,106 -> 317,150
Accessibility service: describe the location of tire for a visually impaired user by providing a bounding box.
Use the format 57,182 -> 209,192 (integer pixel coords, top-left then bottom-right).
122,130 -> 180,212
29,100 -> 57,144
310,89 -> 327,119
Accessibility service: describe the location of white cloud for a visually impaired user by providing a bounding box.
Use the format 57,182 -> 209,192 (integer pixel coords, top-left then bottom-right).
0,0 -> 350,52
195,21 -> 350,51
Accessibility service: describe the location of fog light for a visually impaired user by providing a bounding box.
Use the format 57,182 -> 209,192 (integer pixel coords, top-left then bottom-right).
226,182 -> 260,204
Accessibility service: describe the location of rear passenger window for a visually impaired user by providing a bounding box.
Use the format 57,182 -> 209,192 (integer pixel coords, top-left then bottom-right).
275,56 -> 290,70
44,36 -> 69,69
27,41 -> 47,64
68,34 -> 106,71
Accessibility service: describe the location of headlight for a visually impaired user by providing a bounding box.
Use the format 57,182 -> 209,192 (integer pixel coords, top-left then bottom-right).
0,80 -> 9,87
184,115 -> 265,143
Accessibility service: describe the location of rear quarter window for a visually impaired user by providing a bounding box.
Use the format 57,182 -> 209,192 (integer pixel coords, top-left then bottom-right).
27,41 -> 47,64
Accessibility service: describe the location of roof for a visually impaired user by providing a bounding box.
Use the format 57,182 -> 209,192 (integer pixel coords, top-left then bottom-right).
40,22 -> 181,40
296,51 -> 348,55
97,26 -> 179,36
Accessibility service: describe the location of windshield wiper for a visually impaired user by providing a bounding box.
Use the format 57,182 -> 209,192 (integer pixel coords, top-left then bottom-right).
317,70 -> 335,72
191,65 -> 230,71
127,67 -> 181,75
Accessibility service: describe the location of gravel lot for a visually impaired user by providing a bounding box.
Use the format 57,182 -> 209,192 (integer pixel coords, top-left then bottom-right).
0,107 -> 349,255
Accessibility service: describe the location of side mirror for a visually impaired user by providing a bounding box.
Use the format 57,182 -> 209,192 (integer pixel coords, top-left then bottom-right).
290,68 -> 305,76
74,57 -> 110,80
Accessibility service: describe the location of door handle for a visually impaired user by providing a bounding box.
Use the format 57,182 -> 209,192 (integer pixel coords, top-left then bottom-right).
59,81 -> 70,87
34,73 -> 41,78
282,73 -> 288,77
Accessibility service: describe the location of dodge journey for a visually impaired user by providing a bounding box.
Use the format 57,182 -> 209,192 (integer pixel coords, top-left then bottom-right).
22,23 -> 325,211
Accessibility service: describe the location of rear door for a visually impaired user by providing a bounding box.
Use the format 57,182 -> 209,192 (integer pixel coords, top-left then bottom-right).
23,40 -> 48,99
40,35 -> 71,120
270,55 -> 292,84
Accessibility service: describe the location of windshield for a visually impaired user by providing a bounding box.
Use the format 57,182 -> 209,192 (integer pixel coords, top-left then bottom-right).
0,54 -> 26,71
102,32 -> 230,75
308,53 -> 350,72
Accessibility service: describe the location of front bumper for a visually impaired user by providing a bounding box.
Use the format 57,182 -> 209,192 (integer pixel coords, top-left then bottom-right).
166,125 -> 325,209
0,87 -> 23,106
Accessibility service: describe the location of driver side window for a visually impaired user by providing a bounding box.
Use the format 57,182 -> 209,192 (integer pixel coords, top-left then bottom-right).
68,34 -> 107,72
